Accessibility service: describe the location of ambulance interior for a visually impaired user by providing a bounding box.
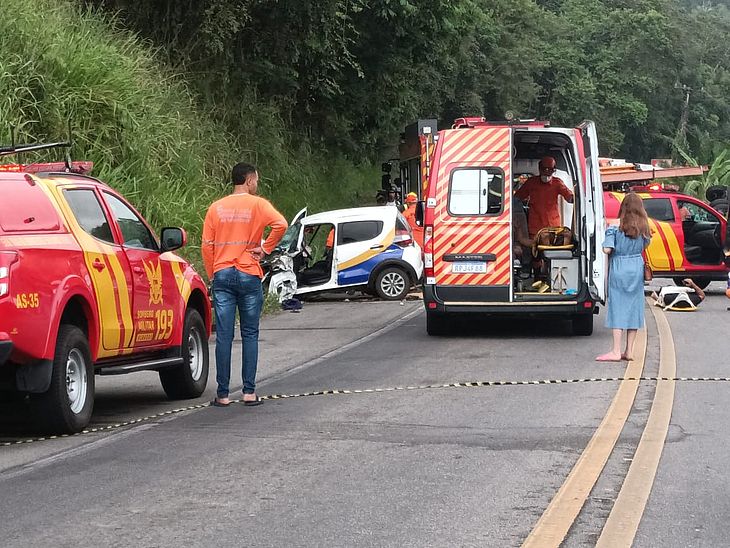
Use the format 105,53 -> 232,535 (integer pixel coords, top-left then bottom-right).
511,130 -> 581,299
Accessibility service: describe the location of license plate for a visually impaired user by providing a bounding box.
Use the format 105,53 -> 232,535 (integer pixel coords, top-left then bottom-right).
451,262 -> 487,274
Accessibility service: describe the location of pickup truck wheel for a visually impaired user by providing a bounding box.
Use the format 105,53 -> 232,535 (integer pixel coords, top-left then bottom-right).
35,325 -> 94,434
374,267 -> 409,300
571,314 -> 593,336
159,309 -> 209,400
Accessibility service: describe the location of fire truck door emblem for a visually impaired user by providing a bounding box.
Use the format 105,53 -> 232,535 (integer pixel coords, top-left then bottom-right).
143,259 -> 163,305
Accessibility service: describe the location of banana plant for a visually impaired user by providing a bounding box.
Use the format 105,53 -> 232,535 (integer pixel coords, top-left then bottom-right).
676,147 -> 730,202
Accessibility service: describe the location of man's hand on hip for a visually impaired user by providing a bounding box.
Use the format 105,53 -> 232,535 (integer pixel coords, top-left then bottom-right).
250,246 -> 264,261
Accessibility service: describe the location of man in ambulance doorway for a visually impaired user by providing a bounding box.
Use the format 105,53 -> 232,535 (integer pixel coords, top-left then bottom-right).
514,156 -> 574,292
514,156 -> 574,239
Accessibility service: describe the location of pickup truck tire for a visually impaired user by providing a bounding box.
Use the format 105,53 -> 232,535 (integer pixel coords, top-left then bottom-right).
159,309 -> 209,400
374,266 -> 409,301
35,325 -> 94,434
572,314 -> 594,336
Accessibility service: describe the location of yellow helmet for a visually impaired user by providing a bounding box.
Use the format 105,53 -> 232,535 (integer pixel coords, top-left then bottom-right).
405,192 -> 418,204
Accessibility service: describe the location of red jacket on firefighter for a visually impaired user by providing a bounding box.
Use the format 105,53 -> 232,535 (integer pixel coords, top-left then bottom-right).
515,156 -> 574,238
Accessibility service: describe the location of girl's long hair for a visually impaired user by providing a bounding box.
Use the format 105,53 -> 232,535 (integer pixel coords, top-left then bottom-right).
619,192 -> 651,239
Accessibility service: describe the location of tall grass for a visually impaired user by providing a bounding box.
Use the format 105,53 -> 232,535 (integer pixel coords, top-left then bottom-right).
0,0 -> 378,276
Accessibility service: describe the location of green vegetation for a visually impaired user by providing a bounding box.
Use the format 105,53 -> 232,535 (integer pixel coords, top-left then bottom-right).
86,0 -> 730,164
0,0 -> 377,274
679,147 -> 730,200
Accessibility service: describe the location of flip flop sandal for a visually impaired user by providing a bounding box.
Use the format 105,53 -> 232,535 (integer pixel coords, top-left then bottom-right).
210,398 -> 231,407
243,397 -> 264,407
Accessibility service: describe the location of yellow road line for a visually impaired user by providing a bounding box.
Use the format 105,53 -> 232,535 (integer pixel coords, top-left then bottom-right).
521,327 -> 647,548
596,304 -> 676,547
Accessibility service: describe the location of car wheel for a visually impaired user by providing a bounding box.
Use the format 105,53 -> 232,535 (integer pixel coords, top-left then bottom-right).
672,277 -> 711,290
374,267 -> 410,300
426,310 -> 449,336
34,325 -> 94,434
571,314 -> 593,336
159,309 -> 209,399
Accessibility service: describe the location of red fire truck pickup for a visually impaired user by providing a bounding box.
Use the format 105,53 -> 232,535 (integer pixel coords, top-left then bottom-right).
0,143 -> 211,433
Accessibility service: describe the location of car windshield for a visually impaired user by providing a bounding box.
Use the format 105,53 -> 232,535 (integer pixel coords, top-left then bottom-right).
275,222 -> 301,253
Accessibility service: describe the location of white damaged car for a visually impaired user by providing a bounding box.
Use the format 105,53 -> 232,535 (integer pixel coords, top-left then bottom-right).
263,206 -> 423,301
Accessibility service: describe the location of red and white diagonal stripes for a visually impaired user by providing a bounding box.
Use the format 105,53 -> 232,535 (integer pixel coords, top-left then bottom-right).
431,127 -> 513,286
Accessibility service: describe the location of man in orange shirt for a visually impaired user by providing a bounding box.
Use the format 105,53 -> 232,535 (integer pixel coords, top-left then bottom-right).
202,163 -> 287,407
515,156 -> 574,238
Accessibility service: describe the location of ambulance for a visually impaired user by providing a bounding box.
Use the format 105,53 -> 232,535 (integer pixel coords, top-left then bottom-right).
402,117 -> 606,336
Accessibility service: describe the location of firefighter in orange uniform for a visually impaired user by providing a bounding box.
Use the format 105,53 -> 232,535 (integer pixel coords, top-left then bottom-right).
403,192 -> 424,248
515,156 -> 574,238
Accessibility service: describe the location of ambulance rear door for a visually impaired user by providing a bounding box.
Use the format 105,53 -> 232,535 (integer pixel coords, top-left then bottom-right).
578,120 -> 606,302
431,126 -> 513,302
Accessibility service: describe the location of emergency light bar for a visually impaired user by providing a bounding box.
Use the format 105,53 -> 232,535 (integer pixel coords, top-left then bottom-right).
0,139 -> 91,174
0,161 -> 93,174
452,117 -> 551,129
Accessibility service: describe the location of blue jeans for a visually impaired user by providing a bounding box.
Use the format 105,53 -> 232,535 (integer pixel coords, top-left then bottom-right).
212,267 -> 264,398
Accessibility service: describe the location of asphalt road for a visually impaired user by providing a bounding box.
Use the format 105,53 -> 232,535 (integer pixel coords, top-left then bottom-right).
0,282 -> 728,547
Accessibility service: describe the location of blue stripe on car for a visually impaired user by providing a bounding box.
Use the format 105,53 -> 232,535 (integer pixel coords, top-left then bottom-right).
337,245 -> 403,286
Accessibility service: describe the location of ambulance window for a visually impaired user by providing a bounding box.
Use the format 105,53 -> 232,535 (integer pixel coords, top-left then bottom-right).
643,198 -> 674,222
104,192 -> 158,250
338,221 -> 383,244
64,189 -> 115,244
448,168 -> 504,216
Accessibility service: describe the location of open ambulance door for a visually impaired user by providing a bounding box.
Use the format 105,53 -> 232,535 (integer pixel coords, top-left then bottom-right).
578,121 -> 607,302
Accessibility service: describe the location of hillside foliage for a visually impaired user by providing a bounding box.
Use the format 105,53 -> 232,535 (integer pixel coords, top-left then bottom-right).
86,0 -> 730,162
0,0 -> 378,271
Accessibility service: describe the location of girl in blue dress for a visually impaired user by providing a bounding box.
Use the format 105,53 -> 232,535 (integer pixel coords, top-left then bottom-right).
596,193 -> 652,362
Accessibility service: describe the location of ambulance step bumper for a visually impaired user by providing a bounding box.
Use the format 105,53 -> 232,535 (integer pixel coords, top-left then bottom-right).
424,286 -> 593,316
433,303 -> 590,315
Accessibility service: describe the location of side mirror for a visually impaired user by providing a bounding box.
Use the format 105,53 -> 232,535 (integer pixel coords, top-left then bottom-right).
160,227 -> 186,252
415,201 -> 425,227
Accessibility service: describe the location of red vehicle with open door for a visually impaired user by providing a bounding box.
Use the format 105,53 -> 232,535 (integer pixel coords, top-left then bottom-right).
604,184 -> 728,289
